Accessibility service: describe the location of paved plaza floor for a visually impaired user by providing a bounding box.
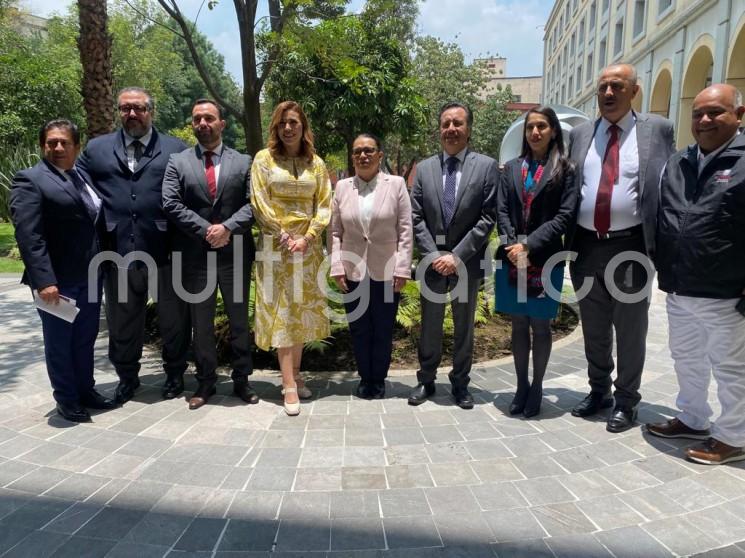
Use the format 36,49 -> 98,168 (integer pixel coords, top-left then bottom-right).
0,274 -> 744,557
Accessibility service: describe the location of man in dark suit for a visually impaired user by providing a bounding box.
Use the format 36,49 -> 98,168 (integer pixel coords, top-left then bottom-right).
409,102 -> 499,409
162,99 -> 256,409
11,120 -> 116,422
77,87 -> 191,403
567,63 -> 675,432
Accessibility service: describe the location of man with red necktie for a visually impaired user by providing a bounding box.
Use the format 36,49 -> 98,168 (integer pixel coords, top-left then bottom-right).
567,63 -> 675,433
162,99 -> 257,410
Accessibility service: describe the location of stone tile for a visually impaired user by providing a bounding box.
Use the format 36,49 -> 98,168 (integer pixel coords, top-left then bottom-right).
259,430 -> 305,448
115,436 -> 172,459
433,512 -> 496,547
217,518 -> 278,552
220,468 -> 252,490
346,428 -> 385,447
85,454 -> 146,478
415,410 -> 457,427
470,459 -> 524,483
685,506 -> 745,546
294,467 -> 342,491
378,488 -> 431,517
343,447 -> 385,467
464,439 -> 513,460
308,415 -> 346,430
694,469 -> 745,500
493,538 -> 554,558
545,533 -> 615,558
245,466 -> 295,491
484,508 -> 546,542
383,515 -> 441,549
500,436 -> 552,457
657,477 -> 726,512
106,480 -> 171,511
550,447 -> 605,473
632,454 -> 698,482
51,447 -> 111,473
470,482 -> 528,511
161,444 -> 248,467
596,463 -> 663,492
556,470 -> 619,500
299,447 -> 344,468
420,425 -> 464,444
279,491 -> 330,519
16,442 -> 76,467
536,429 -> 588,451
530,502 -> 596,536
44,473 -> 111,502
616,486 -> 686,521
514,477 -> 575,506
342,467 -> 386,490
1,497 -> 73,530
139,460 -> 232,488
383,428 -> 426,446
173,517 -> 226,551
0,525 -> 33,555
509,455 -> 566,479
104,541 -> 169,558
7,467 -> 71,495
330,517 -> 385,551
692,546 -> 745,558
384,445 -> 430,466
303,429 -> 344,448
49,536 -> 116,558
456,422 -> 501,441
253,448 -> 302,468
43,501 -> 103,534
425,443 -> 472,464
385,465 -> 434,489
424,486 -> 481,516
1,530 -> 68,558
381,414 -> 419,429
275,519 -> 330,551
124,511 -> 192,547
76,506 -> 147,540
641,516 -> 718,556
575,494 -> 644,530
228,491 -> 282,520
329,490 -> 380,519
0,460 -> 38,486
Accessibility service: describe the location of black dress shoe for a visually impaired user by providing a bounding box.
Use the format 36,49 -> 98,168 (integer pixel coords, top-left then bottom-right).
233,381 -> 259,404
607,406 -> 638,433
115,379 -> 141,404
355,382 -> 373,400
81,390 -> 118,410
371,382 -> 386,400
509,384 -> 530,415
56,402 -> 92,423
189,384 -> 217,410
161,375 -> 184,400
571,392 -> 613,417
453,389 -> 474,410
523,384 -> 543,418
408,382 -> 435,405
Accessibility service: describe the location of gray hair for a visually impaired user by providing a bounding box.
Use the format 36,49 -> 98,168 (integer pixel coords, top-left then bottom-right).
117,87 -> 154,111
601,63 -> 638,86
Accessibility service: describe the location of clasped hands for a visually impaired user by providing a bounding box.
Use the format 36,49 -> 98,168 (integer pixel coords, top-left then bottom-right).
206,224 -> 231,249
506,243 -> 532,268
332,275 -> 408,293
432,253 -> 459,276
279,231 -> 309,255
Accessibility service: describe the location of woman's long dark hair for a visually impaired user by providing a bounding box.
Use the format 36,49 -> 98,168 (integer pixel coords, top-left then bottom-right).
519,106 -> 572,187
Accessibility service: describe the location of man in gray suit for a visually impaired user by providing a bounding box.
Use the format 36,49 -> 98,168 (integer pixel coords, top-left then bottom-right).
162,99 -> 257,410
409,102 -> 499,409
568,63 -> 675,432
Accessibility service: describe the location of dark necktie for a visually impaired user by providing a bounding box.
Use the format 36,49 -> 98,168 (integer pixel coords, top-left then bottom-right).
132,140 -> 144,166
204,151 -> 217,200
443,156 -> 458,226
66,170 -> 99,221
594,124 -> 620,236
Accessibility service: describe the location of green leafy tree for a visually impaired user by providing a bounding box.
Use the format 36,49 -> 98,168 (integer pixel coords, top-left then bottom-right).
471,86 -> 519,160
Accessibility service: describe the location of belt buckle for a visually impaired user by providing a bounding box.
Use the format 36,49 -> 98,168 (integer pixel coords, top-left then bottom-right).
596,231 -> 610,240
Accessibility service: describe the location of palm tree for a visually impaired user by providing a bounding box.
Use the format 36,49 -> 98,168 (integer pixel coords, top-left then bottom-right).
77,0 -> 114,137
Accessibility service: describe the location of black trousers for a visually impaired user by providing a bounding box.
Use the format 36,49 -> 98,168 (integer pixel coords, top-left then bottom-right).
570,228 -> 652,407
103,263 -> 191,381
417,266 -> 481,390
184,251 -> 253,385
38,281 -> 101,405
343,278 -> 400,384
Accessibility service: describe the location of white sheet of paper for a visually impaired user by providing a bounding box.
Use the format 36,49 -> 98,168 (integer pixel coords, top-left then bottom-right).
33,291 -> 80,323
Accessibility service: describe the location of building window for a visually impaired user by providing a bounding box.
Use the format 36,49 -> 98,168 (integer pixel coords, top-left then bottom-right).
571,32 -> 576,57
602,0 -> 610,14
587,53 -> 594,82
613,19 -> 624,56
589,1 -> 597,30
576,65 -> 583,91
568,76 -> 574,100
514,95 -> 522,102
579,19 -> 585,45
658,0 -> 673,17
598,38 -> 607,70
633,0 -> 646,38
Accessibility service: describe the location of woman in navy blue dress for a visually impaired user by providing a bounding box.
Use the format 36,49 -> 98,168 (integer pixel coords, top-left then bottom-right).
495,106 -> 578,417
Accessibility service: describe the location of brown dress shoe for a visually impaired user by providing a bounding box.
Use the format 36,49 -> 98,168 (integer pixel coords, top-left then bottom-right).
188,385 -> 216,410
686,438 -> 745,465
646,417 -> 710,440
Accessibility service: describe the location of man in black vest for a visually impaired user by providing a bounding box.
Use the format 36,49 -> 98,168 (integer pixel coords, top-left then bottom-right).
77,87 -> 191,403
647,84 -> 745,465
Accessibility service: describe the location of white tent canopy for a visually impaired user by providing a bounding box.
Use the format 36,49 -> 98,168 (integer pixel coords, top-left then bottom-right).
498,104 -> 591,165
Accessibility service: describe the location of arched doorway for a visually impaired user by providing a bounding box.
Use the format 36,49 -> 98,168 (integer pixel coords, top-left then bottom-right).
650,66 -> 672,118
679,40 -> 714,146
631,81 -> 643,113
726,15 -> 745,100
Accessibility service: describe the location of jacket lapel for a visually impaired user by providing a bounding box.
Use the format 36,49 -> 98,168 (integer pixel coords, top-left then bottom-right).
513,159 -> 525,209
132,129 -> 161,177
532,158 -> 554,199
214,147 -> 232,204
113,130 -> 130,174
635,112 -> 651,194
348,178 -> 364,232
189,147 -> 211,201
42,161 -> 91,220
429,155 -> 444,218
368,173 -> 392,230
451,150 -> 475,218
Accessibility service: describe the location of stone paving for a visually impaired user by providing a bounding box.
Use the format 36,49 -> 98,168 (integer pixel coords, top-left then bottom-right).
0,273 -> 744,557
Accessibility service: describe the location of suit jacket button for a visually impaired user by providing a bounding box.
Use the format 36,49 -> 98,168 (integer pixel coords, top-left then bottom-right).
131,193 -> 136,200
132,213 -> 138,221
130,234 -> 135,241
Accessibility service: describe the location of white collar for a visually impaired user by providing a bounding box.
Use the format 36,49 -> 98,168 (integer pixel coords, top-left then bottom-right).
199,142 -> 224,156
599,110 -> 636,135
442,147 -> 468,165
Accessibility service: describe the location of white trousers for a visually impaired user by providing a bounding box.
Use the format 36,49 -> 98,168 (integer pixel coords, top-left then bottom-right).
666,293 -> 745,447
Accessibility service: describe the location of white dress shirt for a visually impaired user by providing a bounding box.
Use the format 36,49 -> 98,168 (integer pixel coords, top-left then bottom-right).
53,164 -> 102,211
441,147 -> 467,198
354,173 -> 378,234
577,110 -> 642,231
123,128 -> 153,172
199,142 -> 224,186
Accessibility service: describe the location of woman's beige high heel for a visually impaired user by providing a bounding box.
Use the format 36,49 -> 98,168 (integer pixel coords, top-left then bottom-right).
281,386 -> 301,416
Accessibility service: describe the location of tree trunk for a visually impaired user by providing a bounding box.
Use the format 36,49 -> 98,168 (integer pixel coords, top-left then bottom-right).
77,0 -> 114,138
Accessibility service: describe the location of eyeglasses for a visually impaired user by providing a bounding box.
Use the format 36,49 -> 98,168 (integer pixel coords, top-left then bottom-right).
118,104 -> 149,114
352,147 -> 378,157
597,81 -> 628,94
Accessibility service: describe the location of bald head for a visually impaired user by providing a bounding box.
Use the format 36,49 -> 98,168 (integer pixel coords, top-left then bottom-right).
692,83 -> 745,153
596,63 -> 640,123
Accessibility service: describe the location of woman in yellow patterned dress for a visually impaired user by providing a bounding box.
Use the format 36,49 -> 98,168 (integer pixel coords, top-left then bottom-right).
250,101 -> 332,415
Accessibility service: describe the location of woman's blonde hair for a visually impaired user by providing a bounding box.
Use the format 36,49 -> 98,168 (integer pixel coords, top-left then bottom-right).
267,100 -> 316,163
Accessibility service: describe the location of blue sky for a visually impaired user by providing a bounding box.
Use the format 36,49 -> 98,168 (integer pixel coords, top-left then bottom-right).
23,0 -> 553,84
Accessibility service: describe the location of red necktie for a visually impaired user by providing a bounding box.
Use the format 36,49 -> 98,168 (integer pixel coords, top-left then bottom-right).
204,151 -> 217,200
593,124 -> 620,236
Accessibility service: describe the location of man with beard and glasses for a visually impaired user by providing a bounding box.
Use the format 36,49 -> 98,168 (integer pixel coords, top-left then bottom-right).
162,99 -> 257,409
77,87 -> 192,403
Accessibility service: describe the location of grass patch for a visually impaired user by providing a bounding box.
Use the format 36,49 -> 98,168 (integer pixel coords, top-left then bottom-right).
0,222 -> 23,273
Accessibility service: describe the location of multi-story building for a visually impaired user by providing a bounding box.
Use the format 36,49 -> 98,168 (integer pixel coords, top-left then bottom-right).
542,0 -> 745,146
476,57 -> 543,104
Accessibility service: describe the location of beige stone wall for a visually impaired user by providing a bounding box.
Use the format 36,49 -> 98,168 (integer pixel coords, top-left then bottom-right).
480,77 -> 543,103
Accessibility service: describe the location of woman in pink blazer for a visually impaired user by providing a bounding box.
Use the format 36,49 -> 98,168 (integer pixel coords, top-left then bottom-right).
330,134 -> 413,399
